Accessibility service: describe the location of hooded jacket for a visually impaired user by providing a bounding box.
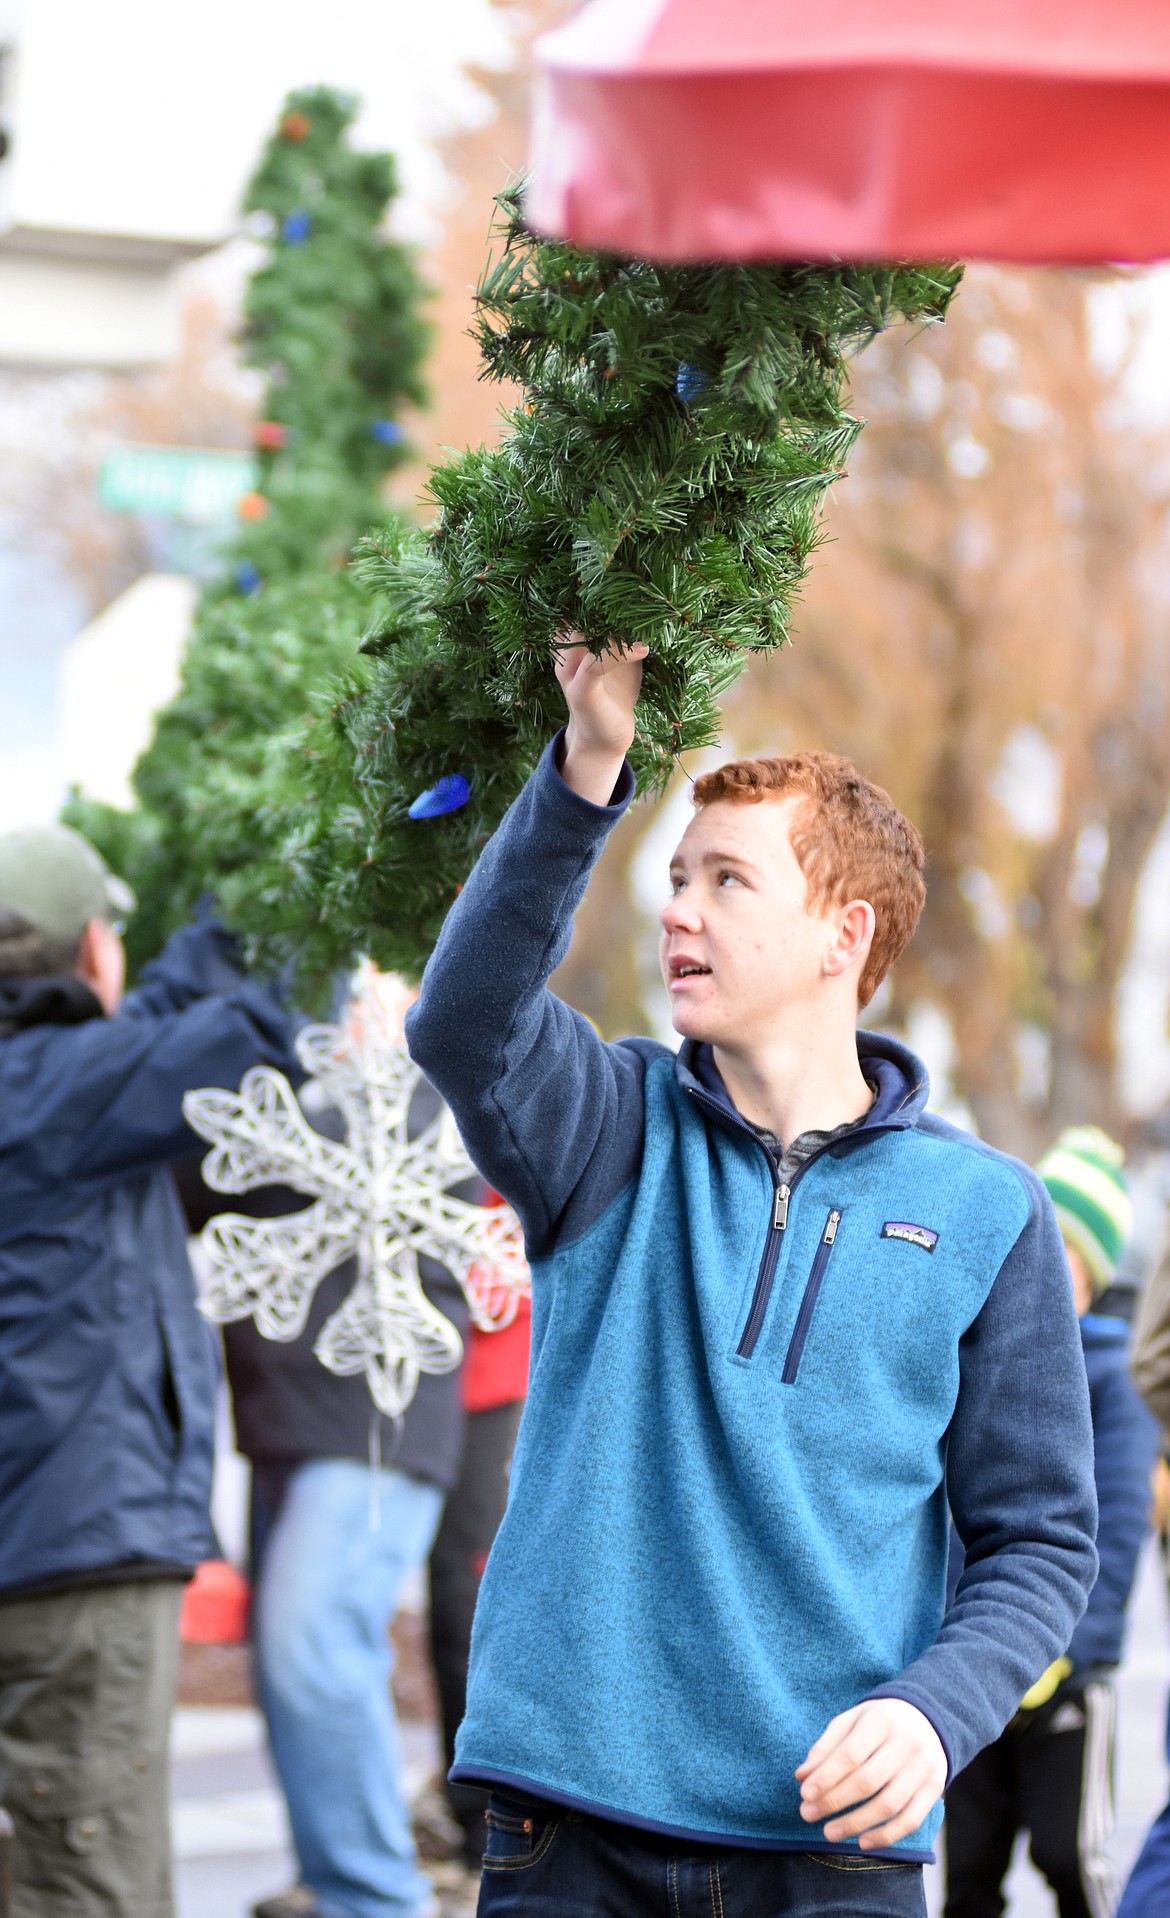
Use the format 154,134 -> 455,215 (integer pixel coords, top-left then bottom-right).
405,739 -> 1098,1864
0,921 -> 297,1598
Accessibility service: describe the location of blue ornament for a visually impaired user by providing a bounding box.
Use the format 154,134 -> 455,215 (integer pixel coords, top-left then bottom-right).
675,362 -> 707,403
369,419 -> 406,445
408,773 -> 472,820
282,208 -> 311,244
235,561 -> 262,596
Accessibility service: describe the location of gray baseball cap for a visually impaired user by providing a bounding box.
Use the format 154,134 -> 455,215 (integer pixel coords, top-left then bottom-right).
0,825 -> 136,943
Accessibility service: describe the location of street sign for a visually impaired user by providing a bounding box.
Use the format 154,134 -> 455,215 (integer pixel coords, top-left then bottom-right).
98,445 -> 258,524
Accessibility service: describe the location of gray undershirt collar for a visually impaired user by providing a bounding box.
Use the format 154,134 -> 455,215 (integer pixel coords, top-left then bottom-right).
748,1082 -> 876,1186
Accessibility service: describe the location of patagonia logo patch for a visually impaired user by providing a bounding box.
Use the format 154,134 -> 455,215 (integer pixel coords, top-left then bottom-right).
881,1221 -> 939,1253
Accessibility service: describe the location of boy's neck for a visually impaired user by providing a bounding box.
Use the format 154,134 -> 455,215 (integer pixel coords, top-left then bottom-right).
712,1013 -> 874,1151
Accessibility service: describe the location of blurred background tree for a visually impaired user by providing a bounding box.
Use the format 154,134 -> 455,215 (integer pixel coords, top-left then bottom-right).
65,86 -> 429,974
554,266 -> 1170,1158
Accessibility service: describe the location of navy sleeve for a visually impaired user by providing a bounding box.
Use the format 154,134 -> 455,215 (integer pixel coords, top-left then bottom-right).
869,1169 -> 1098,1778
121,918 -> 275,1019
64,1009 -> 298,1183
21,921 -> 303,1186
405,735 -> 650,1257
1069,1345 -> 1158,1671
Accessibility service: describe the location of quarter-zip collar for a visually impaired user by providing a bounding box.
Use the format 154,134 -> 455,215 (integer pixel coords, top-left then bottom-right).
675,1028 -> 930,1148
677,1031 -> 932,1369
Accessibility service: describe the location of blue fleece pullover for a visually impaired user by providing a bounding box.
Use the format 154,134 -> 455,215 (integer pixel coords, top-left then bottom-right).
406,740 -> 1098,1863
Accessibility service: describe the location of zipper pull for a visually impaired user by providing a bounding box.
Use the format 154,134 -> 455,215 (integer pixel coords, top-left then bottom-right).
774,1184 -> 790,1231
824,1210 -> 841,1245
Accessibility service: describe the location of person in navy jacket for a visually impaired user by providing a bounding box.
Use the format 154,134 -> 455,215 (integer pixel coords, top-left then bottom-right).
0,824 -> 299,1918
404,640 -> 1099,1917
945,1128 -> 1158,1918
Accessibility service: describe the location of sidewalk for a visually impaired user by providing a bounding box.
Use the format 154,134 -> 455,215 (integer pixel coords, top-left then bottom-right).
172,1707 -> 448,1918
172,1706 -> 295,1918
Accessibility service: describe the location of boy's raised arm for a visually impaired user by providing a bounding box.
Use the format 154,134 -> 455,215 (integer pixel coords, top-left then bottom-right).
405,640 -> 651,1256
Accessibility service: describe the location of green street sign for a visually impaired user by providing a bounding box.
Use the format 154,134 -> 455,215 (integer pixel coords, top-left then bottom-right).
98,444 -> 258,524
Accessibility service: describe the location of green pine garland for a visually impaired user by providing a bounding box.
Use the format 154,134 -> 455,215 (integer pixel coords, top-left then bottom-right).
71,573 -> 373,975
261,190 -> 960,983
230,85 -> 427,578
65,86 -> 429,980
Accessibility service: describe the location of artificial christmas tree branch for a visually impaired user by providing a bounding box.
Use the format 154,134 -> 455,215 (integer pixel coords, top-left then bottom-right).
69,147 -> 959,997
65,88 -> 429,979
261,189 -> 961,984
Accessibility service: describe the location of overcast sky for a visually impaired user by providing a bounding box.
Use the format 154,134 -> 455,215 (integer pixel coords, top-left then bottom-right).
0,0 -> 530,832
1,0 -> 521,245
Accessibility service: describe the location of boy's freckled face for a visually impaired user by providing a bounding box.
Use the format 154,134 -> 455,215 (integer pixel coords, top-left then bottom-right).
659,796 -> 834,1046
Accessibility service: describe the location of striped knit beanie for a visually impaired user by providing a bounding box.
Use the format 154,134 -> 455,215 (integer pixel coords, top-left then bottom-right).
1036,1126 -> 1133,1293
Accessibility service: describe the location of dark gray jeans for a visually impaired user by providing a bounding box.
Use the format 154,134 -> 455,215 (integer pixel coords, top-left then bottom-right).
0,1579 -> 183,1917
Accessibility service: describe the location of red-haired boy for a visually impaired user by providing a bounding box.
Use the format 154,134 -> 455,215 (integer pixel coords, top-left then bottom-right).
407,642 -> 1098,1918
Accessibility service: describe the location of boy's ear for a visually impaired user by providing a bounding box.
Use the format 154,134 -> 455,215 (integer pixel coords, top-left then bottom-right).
823,900 -> 875,984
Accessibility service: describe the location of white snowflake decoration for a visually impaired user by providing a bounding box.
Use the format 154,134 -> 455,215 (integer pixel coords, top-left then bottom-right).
182,970 -> 529,1417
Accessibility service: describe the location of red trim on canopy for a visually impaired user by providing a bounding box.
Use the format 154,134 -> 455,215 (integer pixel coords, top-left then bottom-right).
528,0 -> 1170,262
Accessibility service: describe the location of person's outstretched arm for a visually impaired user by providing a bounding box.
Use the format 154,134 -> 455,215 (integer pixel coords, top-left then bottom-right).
119,915 -> 276,1021
31,918 -> 301,1186
406,640 -> 652,1255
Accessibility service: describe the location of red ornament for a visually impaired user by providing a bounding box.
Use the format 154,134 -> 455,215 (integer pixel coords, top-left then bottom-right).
280,111 -> 311,143
237,491 -> 270,522
528,0 -> 1170,263
180,1560 -> 250,1644
253,420 -> 288,450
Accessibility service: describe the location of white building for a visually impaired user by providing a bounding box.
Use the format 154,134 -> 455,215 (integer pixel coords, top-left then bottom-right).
0,0 -> 521,830
0,0 -> 517,369
58,573 -> 195,806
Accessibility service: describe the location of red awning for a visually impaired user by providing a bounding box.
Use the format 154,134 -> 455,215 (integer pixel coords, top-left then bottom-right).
526,0 -> 1170,262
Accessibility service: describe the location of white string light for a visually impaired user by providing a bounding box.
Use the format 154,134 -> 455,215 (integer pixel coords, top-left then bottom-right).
182,969 -> 529,1417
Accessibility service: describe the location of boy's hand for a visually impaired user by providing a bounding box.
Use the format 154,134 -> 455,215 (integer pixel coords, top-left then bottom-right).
795,1698 -> 946,1850
555,634 -> 648,805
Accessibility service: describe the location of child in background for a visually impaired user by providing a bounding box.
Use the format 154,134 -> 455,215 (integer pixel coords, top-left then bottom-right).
945,1127 -> 1159,1918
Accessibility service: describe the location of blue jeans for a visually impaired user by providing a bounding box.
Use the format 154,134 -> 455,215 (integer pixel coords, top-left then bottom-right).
477,1789 -> 927,1918
252,1458 -> 443,1918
